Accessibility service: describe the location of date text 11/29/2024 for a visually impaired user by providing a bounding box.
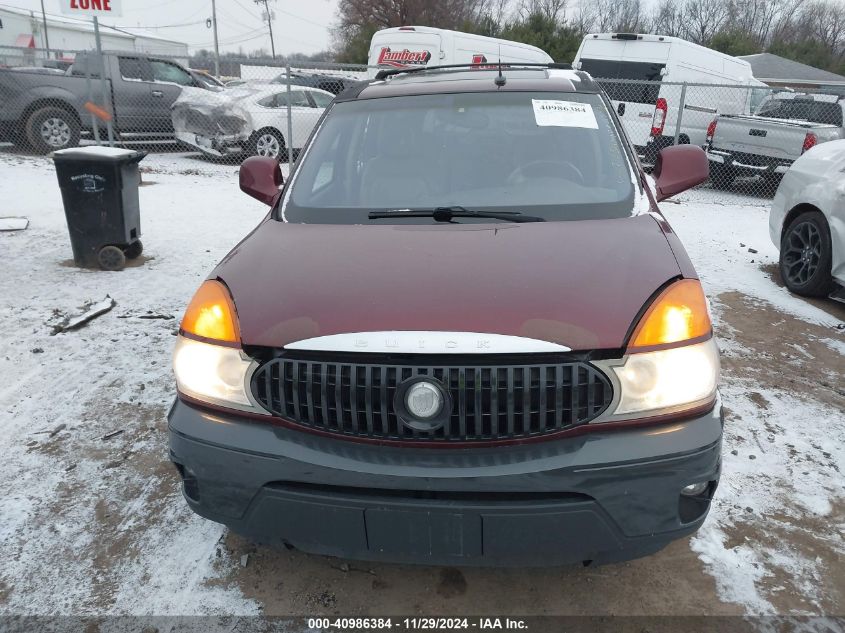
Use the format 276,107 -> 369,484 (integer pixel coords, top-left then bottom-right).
307,618 -> 528,630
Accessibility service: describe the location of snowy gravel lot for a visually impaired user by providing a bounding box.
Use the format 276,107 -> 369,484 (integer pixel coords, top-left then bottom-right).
0,149 -> 843,624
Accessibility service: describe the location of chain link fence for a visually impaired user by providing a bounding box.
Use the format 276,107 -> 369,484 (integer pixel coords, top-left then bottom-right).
2,44 -> 844,200
592,77 -> 844,199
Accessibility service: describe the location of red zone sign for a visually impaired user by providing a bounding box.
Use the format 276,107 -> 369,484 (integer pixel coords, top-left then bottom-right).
61,0 -> 122,17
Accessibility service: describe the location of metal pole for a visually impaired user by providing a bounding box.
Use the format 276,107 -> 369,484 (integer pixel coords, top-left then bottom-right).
85,55 -> 100,144
211,0 -> 220,77
673,82 -> 687,146
93,17 -> 115,146
256,0 -> 276,60
286,61 -> 293,171
39,0 -> 51,59
267,3 -> 277,60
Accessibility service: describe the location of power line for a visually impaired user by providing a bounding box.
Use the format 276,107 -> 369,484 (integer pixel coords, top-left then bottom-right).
217,5 -> 264,32
190,29 -> 269,48
230,0 -> 263,21
114,19 -> 207,29
275,7 -> 329,30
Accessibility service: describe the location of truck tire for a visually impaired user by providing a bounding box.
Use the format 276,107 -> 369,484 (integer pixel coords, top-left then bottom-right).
779,211 -> 835,297
9,124 -> 33,150
764,173 -> 783,191
709,165 -> 734,190
25,106 -> 81,154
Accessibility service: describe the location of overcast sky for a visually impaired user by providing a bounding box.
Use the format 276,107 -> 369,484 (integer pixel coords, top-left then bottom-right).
4,0 -> 340,55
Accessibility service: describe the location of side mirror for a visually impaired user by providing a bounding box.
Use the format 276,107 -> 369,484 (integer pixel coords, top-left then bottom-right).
239,156 -> 283,206
653,144 -> 709,202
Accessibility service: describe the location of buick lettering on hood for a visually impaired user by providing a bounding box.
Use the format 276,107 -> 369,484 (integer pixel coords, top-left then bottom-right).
168,62 -> 721,567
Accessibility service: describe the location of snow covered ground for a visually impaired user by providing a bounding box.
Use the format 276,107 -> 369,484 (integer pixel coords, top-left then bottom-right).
0,149 -> 842,622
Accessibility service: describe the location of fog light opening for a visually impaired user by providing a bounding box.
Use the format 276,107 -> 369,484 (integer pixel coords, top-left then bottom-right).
174,462 -> 200,502
678,481 -> 715,523
681,481 -> 708,497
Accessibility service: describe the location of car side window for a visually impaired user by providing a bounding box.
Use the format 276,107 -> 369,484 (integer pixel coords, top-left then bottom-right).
118,57 -> 148,81
288,90 -> 312,107
150,60 -> 195,86
310,91 -> 334,108
260,91 -> 321,109
257,95 -> 278,108
275,93 -> 293,108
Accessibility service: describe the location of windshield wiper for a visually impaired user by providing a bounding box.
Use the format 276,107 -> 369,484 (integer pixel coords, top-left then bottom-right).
368,206 -> 545,223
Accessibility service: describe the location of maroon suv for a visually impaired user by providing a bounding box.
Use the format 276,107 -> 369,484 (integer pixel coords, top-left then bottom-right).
169,64 -> 721,566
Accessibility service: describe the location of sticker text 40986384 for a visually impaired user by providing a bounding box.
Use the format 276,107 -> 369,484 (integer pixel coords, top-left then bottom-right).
532,100 -> 598,129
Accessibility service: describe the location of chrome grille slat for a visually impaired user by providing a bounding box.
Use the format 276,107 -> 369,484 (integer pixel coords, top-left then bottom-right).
252,355 -> 613,443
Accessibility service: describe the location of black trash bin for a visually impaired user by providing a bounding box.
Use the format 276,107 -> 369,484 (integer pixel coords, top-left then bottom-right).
52,146 -> 146,271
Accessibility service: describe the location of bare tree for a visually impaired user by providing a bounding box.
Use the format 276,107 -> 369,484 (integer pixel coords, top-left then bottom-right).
336,0 -> 494,30
649,0 -> 685,36
808,0 -> 845,52
682,0 -> 729,43
517,0 -> 569,21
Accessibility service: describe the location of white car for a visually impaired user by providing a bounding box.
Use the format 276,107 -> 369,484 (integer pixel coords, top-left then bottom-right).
770,138 -> 845,298
172,84 -> 334,160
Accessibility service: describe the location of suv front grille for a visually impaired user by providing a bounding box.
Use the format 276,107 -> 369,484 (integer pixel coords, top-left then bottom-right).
251,355 -> 613,443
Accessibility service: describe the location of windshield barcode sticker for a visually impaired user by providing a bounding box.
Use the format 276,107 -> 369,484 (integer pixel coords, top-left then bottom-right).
532,100 -> 598,129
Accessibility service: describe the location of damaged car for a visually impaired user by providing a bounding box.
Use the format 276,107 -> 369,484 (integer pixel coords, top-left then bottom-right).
172,84 -> 333,160
169,64 -> 721,567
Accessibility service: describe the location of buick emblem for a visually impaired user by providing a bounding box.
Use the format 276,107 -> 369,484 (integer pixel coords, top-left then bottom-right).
396,378 -> 450,432
405,381 -> 443,419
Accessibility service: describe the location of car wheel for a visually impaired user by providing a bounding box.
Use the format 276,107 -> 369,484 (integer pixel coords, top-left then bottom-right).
779,211 -> 835,297
710,165 -> 734,190
250,128 -> 286,160
25,106 -> 81,154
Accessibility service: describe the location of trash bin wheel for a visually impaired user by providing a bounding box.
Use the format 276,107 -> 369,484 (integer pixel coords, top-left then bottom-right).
124,240 -> 143,260
98,245 -> 126,271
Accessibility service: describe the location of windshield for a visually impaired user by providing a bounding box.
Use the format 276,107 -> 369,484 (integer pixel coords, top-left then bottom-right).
283,91 -> 635,224
755,99 -> 843,126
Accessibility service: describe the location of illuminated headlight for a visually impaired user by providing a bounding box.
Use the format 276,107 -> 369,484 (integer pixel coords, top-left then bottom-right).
173,335 -> 259,411
610,338 -> 719,416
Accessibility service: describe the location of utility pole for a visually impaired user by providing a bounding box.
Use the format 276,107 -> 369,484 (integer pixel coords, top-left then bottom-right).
39,0 -> 51,59
211,0 -> 220,77
254,0 -> 276,59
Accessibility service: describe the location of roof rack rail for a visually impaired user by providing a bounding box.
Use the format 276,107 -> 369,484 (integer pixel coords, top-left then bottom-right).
374,62 -> 572,81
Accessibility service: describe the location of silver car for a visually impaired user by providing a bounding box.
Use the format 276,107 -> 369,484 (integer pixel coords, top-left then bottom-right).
770,138 -> 845,298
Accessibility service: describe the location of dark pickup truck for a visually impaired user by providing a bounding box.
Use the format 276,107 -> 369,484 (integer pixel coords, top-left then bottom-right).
0,52 -> 212,153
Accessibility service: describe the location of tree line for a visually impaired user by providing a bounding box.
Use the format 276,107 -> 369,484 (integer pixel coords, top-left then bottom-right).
332,0 -> 845,76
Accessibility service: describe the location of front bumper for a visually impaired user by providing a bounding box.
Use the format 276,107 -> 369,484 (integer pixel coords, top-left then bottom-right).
707,149 -> 792,175
168,397 -> 723,567
175,131 -> 246,158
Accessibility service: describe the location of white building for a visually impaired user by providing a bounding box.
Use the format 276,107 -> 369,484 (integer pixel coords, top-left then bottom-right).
0,6 -> 188,66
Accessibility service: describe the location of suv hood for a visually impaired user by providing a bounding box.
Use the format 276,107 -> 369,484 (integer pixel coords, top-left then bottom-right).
214,214 -> 683,352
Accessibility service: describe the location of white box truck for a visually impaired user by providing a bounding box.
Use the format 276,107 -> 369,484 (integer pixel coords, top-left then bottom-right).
367,26 -> 553,78
573,33 -> 762,163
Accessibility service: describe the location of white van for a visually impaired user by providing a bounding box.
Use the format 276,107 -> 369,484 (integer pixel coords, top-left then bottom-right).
573,33 -> 760,162
367,26 -> 553,79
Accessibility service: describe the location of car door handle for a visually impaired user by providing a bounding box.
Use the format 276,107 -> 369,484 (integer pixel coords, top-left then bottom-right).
152,90 -> 163,97
617,103 -> 626,116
